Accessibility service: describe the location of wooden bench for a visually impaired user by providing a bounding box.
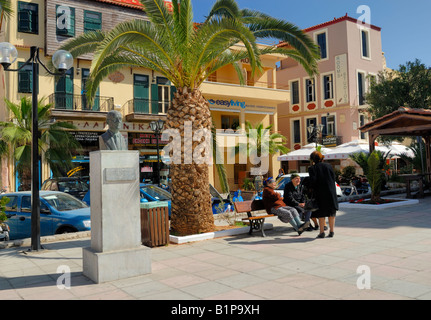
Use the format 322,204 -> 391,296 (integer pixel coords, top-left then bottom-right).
234,200 -> 275,237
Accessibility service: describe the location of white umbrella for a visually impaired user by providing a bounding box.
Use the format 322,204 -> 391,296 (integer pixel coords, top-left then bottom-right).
384,142 -> 414,158
324,140 -> 414,160
324,140 -> 369,159
278,143 -> 331,161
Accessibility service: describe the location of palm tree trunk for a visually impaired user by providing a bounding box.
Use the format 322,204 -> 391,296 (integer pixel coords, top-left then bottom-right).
166,87 -> 214,236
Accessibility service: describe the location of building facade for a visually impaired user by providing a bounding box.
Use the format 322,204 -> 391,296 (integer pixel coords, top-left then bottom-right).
0,0 -> 287,192
277,14 -> 385,173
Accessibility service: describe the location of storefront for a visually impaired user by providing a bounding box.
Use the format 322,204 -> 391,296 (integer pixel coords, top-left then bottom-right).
128,132 -> 169,183
47,119 -> 169,184
205,95 -> 279,191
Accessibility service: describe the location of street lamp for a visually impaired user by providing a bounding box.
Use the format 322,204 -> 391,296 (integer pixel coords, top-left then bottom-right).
149,119 -> 165,186
0,43 -> 73,251
307,123 -> 324,147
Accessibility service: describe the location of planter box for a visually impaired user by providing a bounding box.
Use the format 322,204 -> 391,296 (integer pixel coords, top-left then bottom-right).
169,223 -> 273,244
339,198 -> 419,210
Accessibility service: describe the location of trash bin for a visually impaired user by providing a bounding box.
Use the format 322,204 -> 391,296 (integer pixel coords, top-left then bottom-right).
140,201 -> 169,247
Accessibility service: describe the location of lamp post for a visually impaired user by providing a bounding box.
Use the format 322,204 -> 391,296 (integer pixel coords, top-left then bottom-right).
149,119 -> 165,186
0,43 -> 73,251
307,123 -> 324,148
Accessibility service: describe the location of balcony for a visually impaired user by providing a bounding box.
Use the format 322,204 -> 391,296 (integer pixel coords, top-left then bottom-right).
123,98 -> 169,122
201,78 -> 289,104
48,93 -> 114,120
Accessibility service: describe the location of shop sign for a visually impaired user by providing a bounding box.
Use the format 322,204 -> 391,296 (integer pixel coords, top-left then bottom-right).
130,133 -> 168,146
70,131 -> 100,144
63,120 -> 151,132
322,135 -> 338,147
335,54 -> 349,104
207,99 -> 276,112
208,99 -> 246,109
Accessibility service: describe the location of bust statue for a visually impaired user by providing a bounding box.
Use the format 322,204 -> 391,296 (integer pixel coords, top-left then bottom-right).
99,110 -> 128,150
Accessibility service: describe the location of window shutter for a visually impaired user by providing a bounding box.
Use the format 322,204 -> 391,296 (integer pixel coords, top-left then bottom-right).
84,11 -> 102,32
151,84 -> 159,114
18,62 -> 38,93
18,2 -> 38,34
56,5 -> 75,37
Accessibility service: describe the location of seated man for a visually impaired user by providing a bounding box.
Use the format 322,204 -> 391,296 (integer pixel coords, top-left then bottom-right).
262,177 -> 308,235
283,174 -> 314,231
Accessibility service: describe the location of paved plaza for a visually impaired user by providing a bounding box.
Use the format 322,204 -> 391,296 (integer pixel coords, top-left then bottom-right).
0,194 -> 431,301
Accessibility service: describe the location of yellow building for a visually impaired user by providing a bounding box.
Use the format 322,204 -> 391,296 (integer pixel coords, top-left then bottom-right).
0,0 -> 289,193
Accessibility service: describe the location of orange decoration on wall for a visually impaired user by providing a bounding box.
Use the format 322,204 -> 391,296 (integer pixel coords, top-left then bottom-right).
324,100 -> 334,107
307,103 -> 316,110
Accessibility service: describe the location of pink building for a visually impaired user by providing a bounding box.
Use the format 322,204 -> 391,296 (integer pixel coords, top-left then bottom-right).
277,14 -> 385,172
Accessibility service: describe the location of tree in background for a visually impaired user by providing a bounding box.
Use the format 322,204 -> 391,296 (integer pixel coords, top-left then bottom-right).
367,59 -> 431,119
0,98 -> 81,190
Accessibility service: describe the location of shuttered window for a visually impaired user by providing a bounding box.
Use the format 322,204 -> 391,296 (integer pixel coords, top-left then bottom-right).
84,10 -> 102,32
18,62 -> 38,93
18,1 -> 38,34
56,5 -> 75,37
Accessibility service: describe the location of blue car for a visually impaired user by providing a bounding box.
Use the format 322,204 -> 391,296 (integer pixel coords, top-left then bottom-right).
0,191 -> 91,240
139,184 -> 172,216
82,184 -> 172,216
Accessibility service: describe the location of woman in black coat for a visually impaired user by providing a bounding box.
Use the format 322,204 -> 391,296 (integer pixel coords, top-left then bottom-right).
308,151 -> 338,238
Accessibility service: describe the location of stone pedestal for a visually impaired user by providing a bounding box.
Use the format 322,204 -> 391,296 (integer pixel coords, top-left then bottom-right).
83,151 -> 151,283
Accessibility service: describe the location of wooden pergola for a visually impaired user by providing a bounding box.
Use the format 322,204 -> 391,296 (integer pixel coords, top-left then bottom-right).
359,107 -> 431,174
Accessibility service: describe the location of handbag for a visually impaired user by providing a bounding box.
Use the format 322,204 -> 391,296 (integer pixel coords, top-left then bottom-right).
304,197 -> 319,212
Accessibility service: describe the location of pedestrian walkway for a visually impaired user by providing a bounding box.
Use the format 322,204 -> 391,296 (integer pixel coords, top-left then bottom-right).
1,194 -> 431,301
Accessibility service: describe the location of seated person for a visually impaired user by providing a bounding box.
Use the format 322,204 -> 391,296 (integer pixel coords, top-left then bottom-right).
283,173 -> 313,231
262,177 -> 309,235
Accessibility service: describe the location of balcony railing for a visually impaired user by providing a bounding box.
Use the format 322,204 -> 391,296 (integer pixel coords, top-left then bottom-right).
124,98 -> 169,115
48,93 -> 114,112
204,76 -> 290,90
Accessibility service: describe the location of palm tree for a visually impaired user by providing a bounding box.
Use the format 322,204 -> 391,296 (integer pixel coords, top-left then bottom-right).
235,121 -> 289,190
58,0 -> 319,235
399,139 -> 427,173
0,98 -> 81,190
0,0 -> 12,31
349,150 -> 389,202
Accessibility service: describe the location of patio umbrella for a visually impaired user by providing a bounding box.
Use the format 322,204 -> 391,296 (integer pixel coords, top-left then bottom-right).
324,140 -> 414,160
278,143 -> 332,161
324,139 -> 369,160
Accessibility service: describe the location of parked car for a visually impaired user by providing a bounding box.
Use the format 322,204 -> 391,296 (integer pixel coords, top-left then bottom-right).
41,177 -> 89,200
0,191 -> 91,240
82,183 -> 172,216
275,173 -> 343,197
139,184 -> 172,216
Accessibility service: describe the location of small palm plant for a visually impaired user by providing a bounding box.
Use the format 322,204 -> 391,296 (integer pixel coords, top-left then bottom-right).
0,196 -> 10,223
0,98 -> 81,189
350,150 -> 389,203
367,151 -> 384,203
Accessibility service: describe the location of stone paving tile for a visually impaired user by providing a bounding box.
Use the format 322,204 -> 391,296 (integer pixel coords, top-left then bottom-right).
0,194 -> 430,301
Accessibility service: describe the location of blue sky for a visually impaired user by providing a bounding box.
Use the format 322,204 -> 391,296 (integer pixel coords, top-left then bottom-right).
190,0 -> 431,70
